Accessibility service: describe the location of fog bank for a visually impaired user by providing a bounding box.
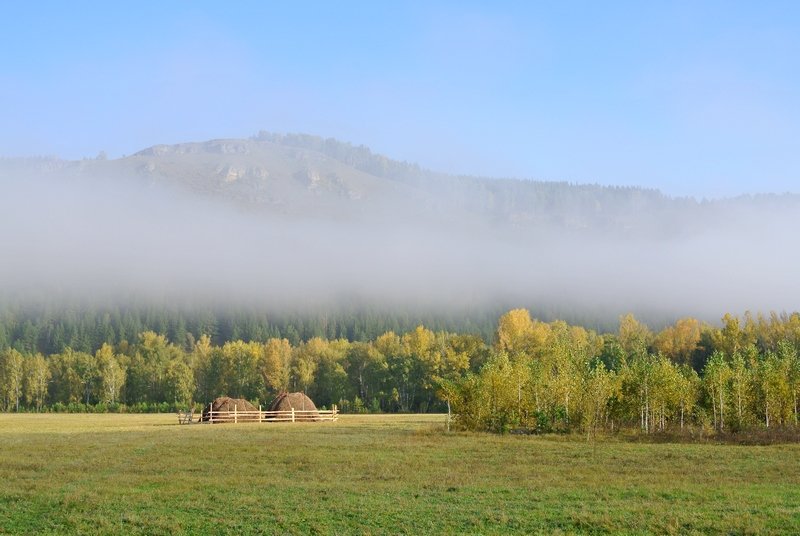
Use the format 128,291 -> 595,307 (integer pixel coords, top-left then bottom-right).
1,158 -> 798,324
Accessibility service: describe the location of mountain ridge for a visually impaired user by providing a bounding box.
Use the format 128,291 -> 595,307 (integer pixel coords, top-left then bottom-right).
4,132 -> 799,239
113,133 -> 800,238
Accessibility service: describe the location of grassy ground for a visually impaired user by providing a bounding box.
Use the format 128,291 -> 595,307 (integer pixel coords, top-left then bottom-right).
0,414 -> 798,535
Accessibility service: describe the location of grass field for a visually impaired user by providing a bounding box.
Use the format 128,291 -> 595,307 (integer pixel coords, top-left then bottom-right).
1,414 -> 798,535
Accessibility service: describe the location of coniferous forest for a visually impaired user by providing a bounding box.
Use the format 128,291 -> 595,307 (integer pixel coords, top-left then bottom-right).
1,303 -> 798,438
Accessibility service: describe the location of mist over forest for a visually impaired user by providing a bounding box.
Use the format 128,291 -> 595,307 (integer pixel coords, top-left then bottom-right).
2,132 -> 799,333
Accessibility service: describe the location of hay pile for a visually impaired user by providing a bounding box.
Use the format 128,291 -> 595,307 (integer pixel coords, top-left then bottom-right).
202,396 -> 258,422
268,392 -> 320,421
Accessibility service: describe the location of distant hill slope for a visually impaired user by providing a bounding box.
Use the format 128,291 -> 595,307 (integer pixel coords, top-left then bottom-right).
125,134 -> 683,234
122,133 -> 800,237
4,132 -> 799,238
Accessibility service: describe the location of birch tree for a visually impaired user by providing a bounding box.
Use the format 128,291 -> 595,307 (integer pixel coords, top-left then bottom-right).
96,343 -> 126,405
580,362 -> 616,439
675,365 -> 700,430
0,349 -> 25,411
729,349 -> 754,426
703,351 -> 731,431
24,353 -> 50,411
261,338 -> 292,394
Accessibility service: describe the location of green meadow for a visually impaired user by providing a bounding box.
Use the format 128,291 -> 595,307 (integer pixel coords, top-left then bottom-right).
1,414 -> 798,535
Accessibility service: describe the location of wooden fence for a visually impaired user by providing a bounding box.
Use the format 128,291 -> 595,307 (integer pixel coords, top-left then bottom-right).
201,404 -> 338,424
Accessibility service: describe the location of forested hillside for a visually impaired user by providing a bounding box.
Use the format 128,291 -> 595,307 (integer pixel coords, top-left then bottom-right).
0,302 -> 505,356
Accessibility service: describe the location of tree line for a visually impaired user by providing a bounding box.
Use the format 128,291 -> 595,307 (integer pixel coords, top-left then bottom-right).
0,326 -> 490,414
0,302 -> 502,356
1,309 -> 799,436
446,310 -> 800,435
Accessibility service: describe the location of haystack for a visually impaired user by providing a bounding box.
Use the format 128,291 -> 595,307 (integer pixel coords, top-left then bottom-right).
202,396 -> 258,422
268,392 -> 320,421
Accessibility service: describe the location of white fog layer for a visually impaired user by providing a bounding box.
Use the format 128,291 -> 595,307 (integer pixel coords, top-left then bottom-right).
1,135 -> 798,321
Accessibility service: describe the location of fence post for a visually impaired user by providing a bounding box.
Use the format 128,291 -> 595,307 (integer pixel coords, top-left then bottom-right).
209,403 -> 213,424
234,404 -> 238,424
292,407 -> 295,423
259,405 -> 262,423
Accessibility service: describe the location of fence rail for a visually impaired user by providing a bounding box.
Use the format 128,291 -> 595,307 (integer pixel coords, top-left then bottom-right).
201,404 -> 338,424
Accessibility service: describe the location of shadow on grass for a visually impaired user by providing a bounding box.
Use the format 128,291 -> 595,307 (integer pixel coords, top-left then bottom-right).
616,426 -> 800,446
500,424 -> 800,445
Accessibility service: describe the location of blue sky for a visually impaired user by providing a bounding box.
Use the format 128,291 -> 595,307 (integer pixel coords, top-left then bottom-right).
2,1 -> 798,198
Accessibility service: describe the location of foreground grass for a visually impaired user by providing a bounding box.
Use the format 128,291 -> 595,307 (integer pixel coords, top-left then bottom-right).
0,414 -> 798,535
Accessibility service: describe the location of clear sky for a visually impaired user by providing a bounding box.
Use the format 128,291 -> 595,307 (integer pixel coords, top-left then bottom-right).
2,1 -> 798,198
